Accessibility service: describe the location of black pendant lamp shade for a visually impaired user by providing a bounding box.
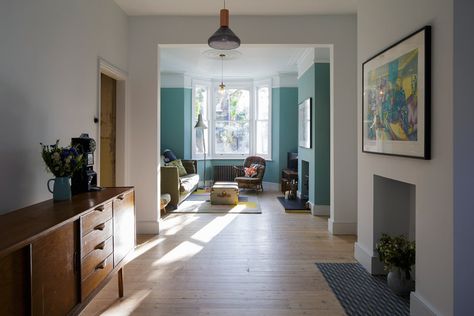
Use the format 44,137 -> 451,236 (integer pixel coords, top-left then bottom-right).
208,8 -> 240,50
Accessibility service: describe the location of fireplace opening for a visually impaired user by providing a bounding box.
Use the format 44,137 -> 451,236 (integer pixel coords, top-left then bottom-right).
373,175 -> 416,276
301,160 -> 309,200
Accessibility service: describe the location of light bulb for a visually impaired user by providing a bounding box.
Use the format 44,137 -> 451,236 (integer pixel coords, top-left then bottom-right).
219,82 -> 226,94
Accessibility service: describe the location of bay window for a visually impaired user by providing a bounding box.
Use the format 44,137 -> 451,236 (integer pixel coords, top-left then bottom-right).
192,79 -> 271,160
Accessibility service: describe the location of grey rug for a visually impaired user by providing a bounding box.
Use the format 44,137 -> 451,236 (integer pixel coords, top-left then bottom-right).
316,263 -> 410,316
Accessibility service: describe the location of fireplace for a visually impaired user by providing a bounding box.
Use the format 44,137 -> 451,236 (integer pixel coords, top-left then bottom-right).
300,160 -> 309,200
373,175 -> 416,275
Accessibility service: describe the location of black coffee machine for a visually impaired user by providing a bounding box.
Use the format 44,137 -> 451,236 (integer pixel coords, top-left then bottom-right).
71,133 -> 100,194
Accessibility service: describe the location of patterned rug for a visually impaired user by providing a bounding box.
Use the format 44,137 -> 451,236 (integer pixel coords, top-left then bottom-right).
316,263 -> 410,316
169,192 -> 261,214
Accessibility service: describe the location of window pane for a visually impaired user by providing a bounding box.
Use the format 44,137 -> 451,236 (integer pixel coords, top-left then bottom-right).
216,89 -> 250,122
257,87 -> 269,120
215,121 -> 249,154
256,121 -> 269,155
194,84 -> 208,156
195,86 -> 208,119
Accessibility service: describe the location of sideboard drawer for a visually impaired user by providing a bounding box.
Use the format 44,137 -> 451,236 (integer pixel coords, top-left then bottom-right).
81,236 -> 113,280
81,219 -> 112,257
81,254 -> 113,300
81,202 -> 112,236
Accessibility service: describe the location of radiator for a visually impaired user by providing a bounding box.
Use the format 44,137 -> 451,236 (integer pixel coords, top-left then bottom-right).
213,165 -> 236,182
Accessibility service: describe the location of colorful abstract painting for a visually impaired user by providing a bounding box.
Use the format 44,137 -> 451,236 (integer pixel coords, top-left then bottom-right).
366,49 -> 418,142
363,26 -> 431,159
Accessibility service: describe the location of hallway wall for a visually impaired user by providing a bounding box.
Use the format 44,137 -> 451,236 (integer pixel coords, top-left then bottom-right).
356,0 -> 453,314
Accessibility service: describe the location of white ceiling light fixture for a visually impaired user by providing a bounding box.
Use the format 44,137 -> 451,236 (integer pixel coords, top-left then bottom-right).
208,0 -> 241,50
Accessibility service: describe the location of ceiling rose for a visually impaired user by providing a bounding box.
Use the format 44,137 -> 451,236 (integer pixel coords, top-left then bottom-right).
202,49 -> 242,60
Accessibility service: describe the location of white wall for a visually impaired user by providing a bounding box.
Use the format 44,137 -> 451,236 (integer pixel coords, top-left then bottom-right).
0,0 -> 128,214
356,1 -> 453,315
128,15 -> 358,234
453,0 -> 474,314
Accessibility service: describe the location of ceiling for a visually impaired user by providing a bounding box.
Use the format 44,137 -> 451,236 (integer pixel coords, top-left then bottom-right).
114,0 -> 357,16
160,46 -> 319,79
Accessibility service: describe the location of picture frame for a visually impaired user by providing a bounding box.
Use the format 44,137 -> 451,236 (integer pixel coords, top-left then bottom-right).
362,26 -> 431,159
298,98 -> 312,149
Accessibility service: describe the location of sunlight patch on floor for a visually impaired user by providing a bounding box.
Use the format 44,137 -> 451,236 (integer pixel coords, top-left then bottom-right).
100,289 -> 151,316
160,215 -> 199,236
191,213 -> 238,243
151,241 -> 203,267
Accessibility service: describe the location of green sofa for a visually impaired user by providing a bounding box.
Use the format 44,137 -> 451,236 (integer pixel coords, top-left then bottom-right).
161,159 -> 199,209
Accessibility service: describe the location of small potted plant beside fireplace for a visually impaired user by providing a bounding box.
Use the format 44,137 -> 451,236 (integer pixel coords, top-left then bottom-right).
376,234 -> 416,296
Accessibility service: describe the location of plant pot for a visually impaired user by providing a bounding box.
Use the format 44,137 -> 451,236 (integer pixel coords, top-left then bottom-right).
47,177 -> 72,201
387,268 -> 415,296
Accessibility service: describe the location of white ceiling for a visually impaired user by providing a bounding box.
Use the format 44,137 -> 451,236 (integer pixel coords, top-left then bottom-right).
114,0 -> 357,16
160,45 -> 319,79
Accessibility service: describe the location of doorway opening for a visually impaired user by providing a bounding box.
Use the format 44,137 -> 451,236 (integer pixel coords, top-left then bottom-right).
100,73 -> 117,187
98,58 -> 128,187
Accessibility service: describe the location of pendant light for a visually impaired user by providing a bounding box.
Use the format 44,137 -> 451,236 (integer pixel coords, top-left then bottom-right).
208,0 -> 241,50
218,53 -> 226,94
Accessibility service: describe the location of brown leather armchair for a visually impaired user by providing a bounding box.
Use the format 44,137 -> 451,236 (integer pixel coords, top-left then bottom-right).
233,156 -> 266,192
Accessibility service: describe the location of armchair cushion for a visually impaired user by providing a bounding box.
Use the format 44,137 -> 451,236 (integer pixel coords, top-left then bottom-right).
244,166 -> 258,177
166,159 -> 187,176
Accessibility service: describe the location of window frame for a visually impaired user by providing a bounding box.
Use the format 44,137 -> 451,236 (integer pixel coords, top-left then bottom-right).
191,79 -> 272,160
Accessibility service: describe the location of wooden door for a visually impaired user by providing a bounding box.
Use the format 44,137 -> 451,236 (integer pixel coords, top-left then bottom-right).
100,73 -> 117,187
31,222 -> 79,316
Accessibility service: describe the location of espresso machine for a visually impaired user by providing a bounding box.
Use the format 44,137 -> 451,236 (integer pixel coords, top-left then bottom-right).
71,133 -> 100,194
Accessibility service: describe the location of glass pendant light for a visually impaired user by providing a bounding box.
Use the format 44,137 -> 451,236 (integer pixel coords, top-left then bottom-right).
218,54 -> 226,94
208,0 -> 241,50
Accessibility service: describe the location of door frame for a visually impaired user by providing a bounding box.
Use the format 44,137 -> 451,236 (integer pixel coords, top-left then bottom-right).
97,58 -> 129,187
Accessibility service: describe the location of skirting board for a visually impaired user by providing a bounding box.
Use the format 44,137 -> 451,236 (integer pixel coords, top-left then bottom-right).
311,203 -> 329,216
328,218 -> 357,235
136,220 -> 160,234
354,242 -> 385,275
410,292 -> 440,316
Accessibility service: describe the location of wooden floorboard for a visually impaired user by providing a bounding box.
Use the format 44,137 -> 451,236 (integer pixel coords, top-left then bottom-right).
81,189 -> 356,315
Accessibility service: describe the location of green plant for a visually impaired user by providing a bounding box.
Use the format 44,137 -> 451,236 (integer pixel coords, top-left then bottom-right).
376,234 -> 415,279
40,140 -> 84,177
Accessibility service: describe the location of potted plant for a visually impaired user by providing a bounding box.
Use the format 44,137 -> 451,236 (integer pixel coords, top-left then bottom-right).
376,233 -> 416,296
41,140 -> 83,201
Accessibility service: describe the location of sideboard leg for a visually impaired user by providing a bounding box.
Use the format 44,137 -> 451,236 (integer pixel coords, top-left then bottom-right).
118,268 -> 124,298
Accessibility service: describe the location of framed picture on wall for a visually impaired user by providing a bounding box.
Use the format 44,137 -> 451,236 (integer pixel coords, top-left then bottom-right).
298,98 -> 312,149
362,26 -> 431,159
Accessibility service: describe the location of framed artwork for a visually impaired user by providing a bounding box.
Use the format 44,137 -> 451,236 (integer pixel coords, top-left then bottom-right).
362,26 -> 431,159
298,98 -> 312,148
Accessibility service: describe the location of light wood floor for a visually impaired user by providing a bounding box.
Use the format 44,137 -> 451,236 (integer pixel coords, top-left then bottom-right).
81,189 -> 356,316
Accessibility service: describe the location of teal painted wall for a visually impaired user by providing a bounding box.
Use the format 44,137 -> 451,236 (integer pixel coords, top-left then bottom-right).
314,64 -> 330,206
266,87 -> 299,183
279,87 -> 299,174
297,64 -> 330,206
161,86 -> 298,186
160,88 -> 192,159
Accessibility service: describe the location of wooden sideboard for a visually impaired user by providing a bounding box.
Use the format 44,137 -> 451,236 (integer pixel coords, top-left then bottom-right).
0,187 -> 135,316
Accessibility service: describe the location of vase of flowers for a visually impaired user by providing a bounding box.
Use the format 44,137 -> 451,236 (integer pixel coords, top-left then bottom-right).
376,234 -> 416,296
41,140 -> 83,201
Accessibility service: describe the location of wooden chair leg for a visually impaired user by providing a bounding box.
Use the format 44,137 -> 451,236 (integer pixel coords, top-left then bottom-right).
118,268 -> 124,298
